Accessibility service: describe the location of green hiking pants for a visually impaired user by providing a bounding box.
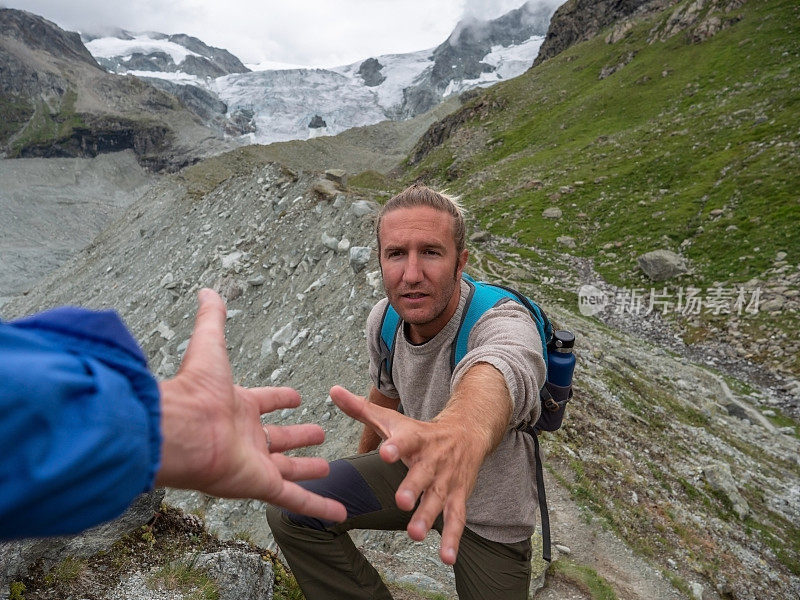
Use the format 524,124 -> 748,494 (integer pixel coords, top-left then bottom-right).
266,450 -> 532,599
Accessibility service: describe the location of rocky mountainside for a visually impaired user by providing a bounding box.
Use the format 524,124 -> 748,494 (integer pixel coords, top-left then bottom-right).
3,155 -> 799,599
0,151 -> 155,298
393,0 -> 557,118
533,0 -> 674,65
0,9 -> 235,170
2,0 -> 799,598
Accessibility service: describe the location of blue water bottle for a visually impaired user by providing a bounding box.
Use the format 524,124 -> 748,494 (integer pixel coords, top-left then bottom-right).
546,330 -> 575,388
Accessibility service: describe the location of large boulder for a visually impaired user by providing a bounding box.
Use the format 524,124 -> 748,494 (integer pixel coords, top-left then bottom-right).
637,249 -> 687,281
703,462 -> 750,519
0,489 -> 164,589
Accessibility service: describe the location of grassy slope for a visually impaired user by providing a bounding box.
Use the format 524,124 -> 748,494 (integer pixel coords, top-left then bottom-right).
395,0 -> 799,370
350,0 -> 800,594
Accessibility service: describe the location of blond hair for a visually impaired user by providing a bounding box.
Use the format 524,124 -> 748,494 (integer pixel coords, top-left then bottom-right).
376,183 -> 467,253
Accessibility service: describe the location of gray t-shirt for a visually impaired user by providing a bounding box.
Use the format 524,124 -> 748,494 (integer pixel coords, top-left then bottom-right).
367,279 -> 546,543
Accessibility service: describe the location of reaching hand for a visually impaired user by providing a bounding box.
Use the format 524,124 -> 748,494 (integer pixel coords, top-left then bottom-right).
330,385 -> 488,565
155,288 -> 346,523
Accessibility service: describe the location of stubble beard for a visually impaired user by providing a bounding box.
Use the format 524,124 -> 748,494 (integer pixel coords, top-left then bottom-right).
390,271 -> 460,327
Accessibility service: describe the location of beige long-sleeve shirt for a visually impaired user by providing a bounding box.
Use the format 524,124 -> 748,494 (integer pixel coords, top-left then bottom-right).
367,279 -> 546,543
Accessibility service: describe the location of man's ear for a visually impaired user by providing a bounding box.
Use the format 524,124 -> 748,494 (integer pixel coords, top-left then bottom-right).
456,249 -> 469,277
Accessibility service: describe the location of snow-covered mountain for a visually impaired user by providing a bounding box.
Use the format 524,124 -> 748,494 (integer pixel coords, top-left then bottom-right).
84,1 -> 557,145
82,29 -> 249,80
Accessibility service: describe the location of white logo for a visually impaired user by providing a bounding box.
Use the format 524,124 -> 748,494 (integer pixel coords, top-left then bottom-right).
578,284 -> 607,316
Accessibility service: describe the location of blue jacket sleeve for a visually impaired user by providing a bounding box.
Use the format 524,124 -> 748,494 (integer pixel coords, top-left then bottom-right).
0,307 -> 161,540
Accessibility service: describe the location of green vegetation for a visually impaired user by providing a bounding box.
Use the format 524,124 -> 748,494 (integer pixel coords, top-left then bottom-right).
402,0 -> 800,364
8,581 -> 25,600
44,557 -> 86,585
9,89 -> 86,156
149,556 -> 219,600
349,169 -> 396,192
272,560 -> 304,600
549,560 -> 618,600
0,94 -> 34,145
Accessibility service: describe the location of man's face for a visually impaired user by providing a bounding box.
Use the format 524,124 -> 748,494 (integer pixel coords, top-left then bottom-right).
379,206 -> 468,343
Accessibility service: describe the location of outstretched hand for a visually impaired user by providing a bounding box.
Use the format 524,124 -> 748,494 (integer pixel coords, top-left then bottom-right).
155,289 -> 346,523
330,385 -> 489,565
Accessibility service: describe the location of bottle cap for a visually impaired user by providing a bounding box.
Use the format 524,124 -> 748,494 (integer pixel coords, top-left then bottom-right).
552,330 -> 575,351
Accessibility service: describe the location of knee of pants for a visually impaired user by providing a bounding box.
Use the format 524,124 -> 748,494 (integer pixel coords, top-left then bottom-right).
265,504 -> 294,542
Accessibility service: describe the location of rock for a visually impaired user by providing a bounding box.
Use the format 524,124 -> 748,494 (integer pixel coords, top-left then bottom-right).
351,200 -> 378,217
337,238 -> 351,253
247,275 -> 265,286
272,323 -> 295,346
260,338 -> 272,358
470,230 -> 491,243
761,297 -> 785,313
703,462 -> 749,519
220,251 -> 243,270
523,179 -> 543,189
308,115 -> 326,129
357,57 -> 386,86
159,273 -> 174,288
156,321 -> 175,340
366,270 -> 383,290
396,573 -> 441,593
321,232 -> 339,250
193,548 -> 273,600
349,246 -> 372,273
637,249 -> 687,281
554,544 -> 571,555
324,169 -> 347,188
271,368 -> 287,385
709,208 -> 724,217
689,581 -> 704,600
312,179 -> 338,200
557,235 -> 576,248
776,251 -> 788,262
225,309 -> 241,320
0,490 -> 163,585
542,207 -> 563,219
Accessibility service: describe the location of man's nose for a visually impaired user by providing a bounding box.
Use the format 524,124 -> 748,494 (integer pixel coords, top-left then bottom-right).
403,255 -> 423,284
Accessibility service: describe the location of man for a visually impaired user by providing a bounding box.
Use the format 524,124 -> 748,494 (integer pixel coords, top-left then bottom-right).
267,184 -> 545,599
0,289 -> 346,540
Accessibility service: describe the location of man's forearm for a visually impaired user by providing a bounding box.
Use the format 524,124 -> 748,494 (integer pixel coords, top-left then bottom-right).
432,362 -> 512,457
358,387 -> 400,453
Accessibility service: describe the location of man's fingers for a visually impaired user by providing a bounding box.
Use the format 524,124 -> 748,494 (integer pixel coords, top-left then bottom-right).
439,500 -> 467,565
241,386 -> 302,414
266,480 -> 347,523
330,385 -> 391,439
395,460 -> 436,511
263,424 -> 325,454
269,453 -> 331,481
181,288 -> 227,368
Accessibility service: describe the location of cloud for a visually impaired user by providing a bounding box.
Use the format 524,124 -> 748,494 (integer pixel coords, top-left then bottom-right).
1,0 -> 558,67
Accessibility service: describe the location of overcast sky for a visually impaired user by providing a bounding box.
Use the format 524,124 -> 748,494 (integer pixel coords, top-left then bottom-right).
1,0 -> 557,68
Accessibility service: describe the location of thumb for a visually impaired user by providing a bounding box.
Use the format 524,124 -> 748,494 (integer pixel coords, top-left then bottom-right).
329,385 -> 367,419
330,386 -> 394,446
181,288 -> 227,368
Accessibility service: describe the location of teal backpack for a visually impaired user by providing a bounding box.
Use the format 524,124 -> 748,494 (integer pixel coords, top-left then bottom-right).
377,273 -> 573,562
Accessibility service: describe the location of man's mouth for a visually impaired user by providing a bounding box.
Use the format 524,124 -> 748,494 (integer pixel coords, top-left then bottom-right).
401,292 -> 428,299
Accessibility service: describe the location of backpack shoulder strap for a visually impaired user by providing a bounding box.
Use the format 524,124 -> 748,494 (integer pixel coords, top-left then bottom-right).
377,301 -> 401,389
452,274 -> 537,369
